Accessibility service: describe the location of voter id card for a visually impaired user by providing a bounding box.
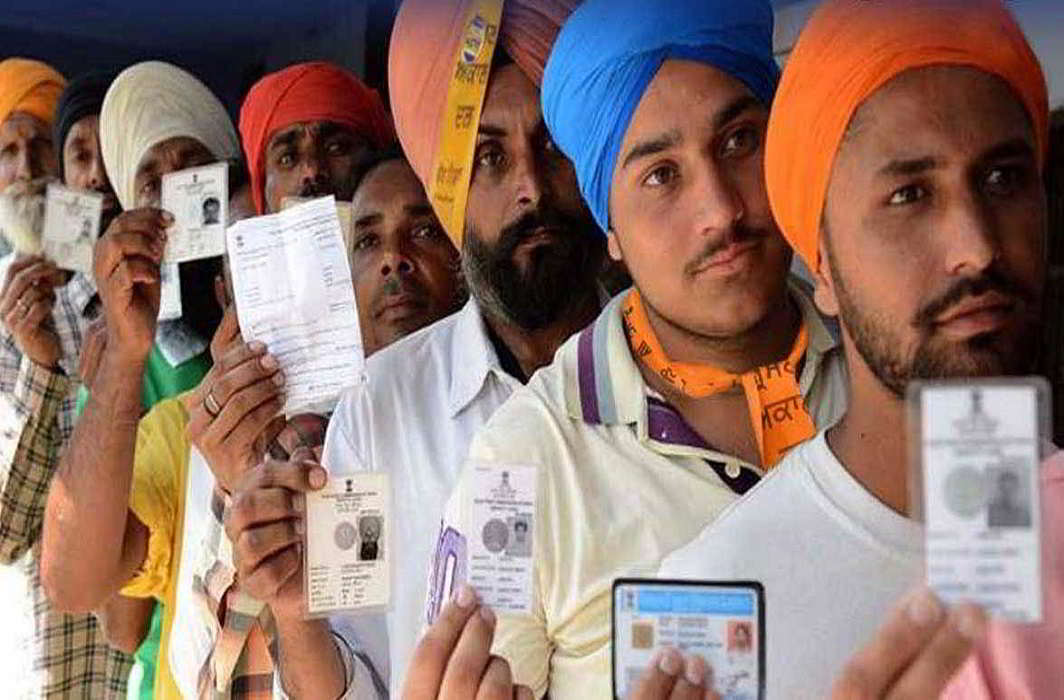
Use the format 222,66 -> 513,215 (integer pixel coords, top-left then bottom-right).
908,378 -> 1049,623
303,473 -> 391,617
161,162 -> 228,263
612,579 -> 764,700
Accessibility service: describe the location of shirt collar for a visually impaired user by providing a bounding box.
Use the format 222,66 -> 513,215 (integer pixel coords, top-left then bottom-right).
446,299 -> 512,417
567,277 -> 840,428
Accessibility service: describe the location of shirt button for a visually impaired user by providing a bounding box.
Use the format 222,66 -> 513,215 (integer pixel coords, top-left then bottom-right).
725,463 -> 741,479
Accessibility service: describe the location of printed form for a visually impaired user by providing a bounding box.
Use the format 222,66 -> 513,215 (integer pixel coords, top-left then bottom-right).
227,196 -> 364,415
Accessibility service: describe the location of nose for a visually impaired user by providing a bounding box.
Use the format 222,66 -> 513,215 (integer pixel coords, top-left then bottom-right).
14,146 -> 33,182
693,161 -> 744,237
88,154 -> 109,190
300,150 -> 327,186
511,149 -> 545,213
941,189 -> 998,278
379,239 -> 415,278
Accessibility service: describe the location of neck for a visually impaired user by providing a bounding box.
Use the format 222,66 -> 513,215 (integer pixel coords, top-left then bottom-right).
644,287 -> 801,375
484,293 -> 600,381
825,348 -> 909,516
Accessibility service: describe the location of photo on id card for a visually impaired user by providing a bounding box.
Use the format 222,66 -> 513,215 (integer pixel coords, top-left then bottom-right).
612,579 -> 764,700
908,378 -> 1049,623
303,472 -> 391,618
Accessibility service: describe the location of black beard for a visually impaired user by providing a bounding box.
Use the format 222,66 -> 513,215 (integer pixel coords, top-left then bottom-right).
828,250 -> 1041,398
461,206 -> 603,331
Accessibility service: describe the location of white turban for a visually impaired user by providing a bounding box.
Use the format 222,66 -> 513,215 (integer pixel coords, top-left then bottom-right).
101,61 -> 239,211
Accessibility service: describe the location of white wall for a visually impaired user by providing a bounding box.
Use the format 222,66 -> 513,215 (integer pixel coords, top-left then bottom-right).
773,0 -> 1064,109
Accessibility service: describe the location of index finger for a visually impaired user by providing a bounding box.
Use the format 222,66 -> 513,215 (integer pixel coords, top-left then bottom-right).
403,585 -> 480,699
832,588 -> 945,698
105,207 -> 172,235
1,255 -> 44,293
249,457 -> 328,495
886,603 -> 986,699
210,306 -> 241,359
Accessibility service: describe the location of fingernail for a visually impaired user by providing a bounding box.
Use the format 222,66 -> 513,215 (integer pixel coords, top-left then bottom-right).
293,518 -> 305,536
658,648 -> 682,677
248,341 -> 266,353
261,354 -> 279,370
293,494 -> 305,513
272,371 -> 285,386
308,467 -> 327,489
907,589 -> 943,627
479,605 -> 496,626
684,655 -> 707,686
160,211 -> 175,225
453,583 -> 477,609
953,605 -> 987,641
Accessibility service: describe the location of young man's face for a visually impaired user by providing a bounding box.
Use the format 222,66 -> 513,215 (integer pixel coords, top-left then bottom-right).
0,111 -> 55,190
462,63 -> 602,331
263,120 -> 371,213
608,60 -> 792,340
820,66 -> 1046,396
349,159 -> 464,356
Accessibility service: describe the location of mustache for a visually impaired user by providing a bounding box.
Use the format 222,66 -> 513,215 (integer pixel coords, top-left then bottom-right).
496,206 -> 589,256
914,267 -> 1036,328
682,224 -> 768,277
298,180 -> 337,199
372,274 -> 428,310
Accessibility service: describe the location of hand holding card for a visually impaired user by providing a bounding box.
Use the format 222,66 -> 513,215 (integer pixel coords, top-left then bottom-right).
909,378 -> 1048,623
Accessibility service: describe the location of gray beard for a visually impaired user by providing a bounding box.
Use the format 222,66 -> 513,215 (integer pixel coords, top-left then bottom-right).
0,177 -> 55,255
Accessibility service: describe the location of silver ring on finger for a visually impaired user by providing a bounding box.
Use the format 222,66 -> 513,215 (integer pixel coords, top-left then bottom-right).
204,388 -> 223,419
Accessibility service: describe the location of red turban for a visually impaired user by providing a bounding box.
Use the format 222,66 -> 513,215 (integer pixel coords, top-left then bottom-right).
239,62 -> 395,214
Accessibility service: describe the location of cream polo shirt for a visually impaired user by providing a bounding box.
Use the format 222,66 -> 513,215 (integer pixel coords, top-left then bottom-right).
432,280 -> 850,699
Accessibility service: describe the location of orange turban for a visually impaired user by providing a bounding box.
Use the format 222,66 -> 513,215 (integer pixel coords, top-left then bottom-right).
0,58 -> 66,128
388,0 -> 579,243
239,62 -> 396,214
765,0 -> 1048,274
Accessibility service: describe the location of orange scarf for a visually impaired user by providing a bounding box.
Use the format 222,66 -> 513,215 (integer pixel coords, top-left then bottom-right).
622,289 -> 816,467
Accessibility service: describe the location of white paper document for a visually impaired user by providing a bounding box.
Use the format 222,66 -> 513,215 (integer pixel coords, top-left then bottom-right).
158,262 -> 183,321
466,463 -> 538,614
304,473 -> 390,616
42,183 -> 102,274
281,196 -> 354,259
917,381 -> 1044,622
161,162 -> 228,264
227,196 -> 364,415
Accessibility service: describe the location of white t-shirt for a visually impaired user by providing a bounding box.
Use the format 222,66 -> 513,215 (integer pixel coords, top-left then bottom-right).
659,431 -> 923,698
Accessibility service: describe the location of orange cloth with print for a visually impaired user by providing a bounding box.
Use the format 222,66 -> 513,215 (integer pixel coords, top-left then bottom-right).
388,0 -> 579,244
623,289 -> 815,467
764,0 -> 1048,274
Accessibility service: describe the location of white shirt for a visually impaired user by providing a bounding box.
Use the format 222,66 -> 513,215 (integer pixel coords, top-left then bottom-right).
435,283 -> 849,699
659,431 -> 923,698
321,300 -> 523,693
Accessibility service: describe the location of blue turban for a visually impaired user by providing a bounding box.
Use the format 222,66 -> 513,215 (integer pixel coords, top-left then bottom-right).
542,0 -> 780,232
